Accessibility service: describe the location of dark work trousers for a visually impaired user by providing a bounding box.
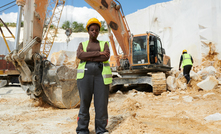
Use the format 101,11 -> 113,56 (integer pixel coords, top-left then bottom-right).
183,65 -> 192,83
76,62 -> 109,134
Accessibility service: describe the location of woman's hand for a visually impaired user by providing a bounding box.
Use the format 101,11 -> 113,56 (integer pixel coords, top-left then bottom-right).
100,51 -> 110,57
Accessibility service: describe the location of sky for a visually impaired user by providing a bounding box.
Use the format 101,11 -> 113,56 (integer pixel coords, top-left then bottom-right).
0,0 -> 171,27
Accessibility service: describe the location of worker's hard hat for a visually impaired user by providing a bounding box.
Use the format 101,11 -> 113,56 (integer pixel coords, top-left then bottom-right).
86,18 -> 101,31
182,49 -> 187,53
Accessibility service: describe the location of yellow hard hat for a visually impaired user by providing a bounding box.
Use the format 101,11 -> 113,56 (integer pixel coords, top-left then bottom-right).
86,18 -> 101,31
183,49 -> 187,53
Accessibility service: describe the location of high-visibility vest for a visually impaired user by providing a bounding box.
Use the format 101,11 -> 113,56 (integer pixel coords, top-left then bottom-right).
182,54 -> 193,68
76,40 -> 112,85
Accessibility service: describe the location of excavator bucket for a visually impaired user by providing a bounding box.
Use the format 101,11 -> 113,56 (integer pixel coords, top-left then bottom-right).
41,65 -> 80,108
36,50 -> 81,108
16,51 -> 80,109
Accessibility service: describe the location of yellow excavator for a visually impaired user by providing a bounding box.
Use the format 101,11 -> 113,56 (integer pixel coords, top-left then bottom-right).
85,0 -> 171,95
0,18 -> 20,87
5,0 -> 171,109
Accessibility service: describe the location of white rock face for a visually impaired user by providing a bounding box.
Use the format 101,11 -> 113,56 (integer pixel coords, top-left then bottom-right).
197,76 -> 218,90
1,0 -> 221,69
126,0 -> 221,68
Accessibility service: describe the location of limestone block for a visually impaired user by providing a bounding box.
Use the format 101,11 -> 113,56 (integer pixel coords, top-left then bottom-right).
204,113 -> 221,121
182,96 -> 193,102
197,76 -> 218,91
176,77 -> 187,90
190,70 -> 200,80
166,76 -> 177,92
170,96 -> 179,100
180,91 -> 186,94
50,50 -> 80,69
201,61 -> 213,67
198,66 -> 217,80
168,69 -> 180,77
205,66 -> 217,75
203,92 -> 215,98
166,92 -> 176,97
177,73 -> 183,79
216,73 -> 221,81
116,90 -> 123,94
193,95 -> 201,99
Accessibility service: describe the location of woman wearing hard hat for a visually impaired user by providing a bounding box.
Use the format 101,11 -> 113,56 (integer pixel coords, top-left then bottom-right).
179,49 -> 194,84
76,18 -> 112,134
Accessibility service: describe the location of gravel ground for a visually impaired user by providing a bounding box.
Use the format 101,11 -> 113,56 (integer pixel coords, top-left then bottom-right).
0,83 -> 221,134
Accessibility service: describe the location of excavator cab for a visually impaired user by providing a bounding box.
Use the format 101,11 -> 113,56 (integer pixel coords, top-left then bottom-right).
131,32 -> 168,71
148,34 -> 164,65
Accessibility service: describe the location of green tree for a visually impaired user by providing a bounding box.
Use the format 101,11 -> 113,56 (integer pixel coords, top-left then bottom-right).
62,20 -> 108,33
50,24 -> 54,29
71,21 -> 87,32
62,21 -> 70,29
21,21 -> 24,27
100,21 -> 108,32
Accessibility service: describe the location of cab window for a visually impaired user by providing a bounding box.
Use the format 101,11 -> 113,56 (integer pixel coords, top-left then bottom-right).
157,39 -> 162,54
132,35 -> 148,64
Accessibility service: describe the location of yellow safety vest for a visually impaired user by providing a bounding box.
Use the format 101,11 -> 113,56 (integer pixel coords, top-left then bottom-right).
182,54 -> 193,68
76,40 -> 112,85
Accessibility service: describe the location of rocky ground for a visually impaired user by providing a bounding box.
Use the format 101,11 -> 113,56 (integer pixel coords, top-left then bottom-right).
1,43 -> 221,134
0,79 -> 221,134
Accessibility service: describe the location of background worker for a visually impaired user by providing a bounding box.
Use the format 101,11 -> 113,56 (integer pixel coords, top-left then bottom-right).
76,18 -> 112,134
179,49 -> 194,84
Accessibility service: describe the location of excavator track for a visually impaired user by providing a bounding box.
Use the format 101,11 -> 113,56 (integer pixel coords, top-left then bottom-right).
152,72 -> 167,95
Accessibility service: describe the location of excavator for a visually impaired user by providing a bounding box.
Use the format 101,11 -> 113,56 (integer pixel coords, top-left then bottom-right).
5,0 -> 171,109
0,18 -> 20,87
